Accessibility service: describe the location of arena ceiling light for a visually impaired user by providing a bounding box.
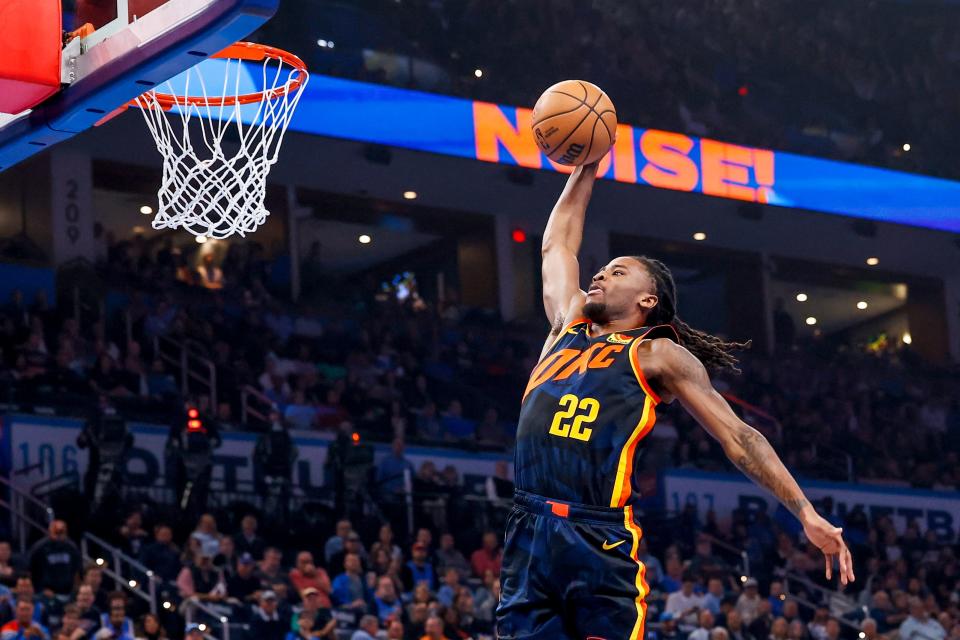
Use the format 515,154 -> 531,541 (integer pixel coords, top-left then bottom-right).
474,68 -> 483,78
692,231 -> 707,241
317,39 -> 335,49
857,301 -> 868,310
140,205 -> 153,215
805,317 -> 817,325
403,190 -> 417,200
902,143 -> 911,151
795,293 -> 808,302
866,257 -> 880,266
358,234 -> 372,244
902,333 -> 912,344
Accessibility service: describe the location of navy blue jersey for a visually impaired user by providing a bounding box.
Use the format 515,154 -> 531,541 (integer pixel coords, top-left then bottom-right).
514,319 -> 678,508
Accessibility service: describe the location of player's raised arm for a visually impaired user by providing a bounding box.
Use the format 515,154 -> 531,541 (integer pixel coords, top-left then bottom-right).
652,339 -> 856,586
540,162 -> 598,333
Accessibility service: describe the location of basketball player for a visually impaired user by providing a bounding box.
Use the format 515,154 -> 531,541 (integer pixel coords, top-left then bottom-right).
496,161 -> 854,640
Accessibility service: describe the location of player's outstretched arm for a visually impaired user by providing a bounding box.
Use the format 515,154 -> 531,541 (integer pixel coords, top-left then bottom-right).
540,162 -> 598,333
653,339 -> 855,585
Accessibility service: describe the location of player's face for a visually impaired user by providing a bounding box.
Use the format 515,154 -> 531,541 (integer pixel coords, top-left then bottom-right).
583,257 -> 658,323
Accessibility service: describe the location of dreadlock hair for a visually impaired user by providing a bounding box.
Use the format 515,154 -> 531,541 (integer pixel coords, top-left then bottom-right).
632,256 -> 751,374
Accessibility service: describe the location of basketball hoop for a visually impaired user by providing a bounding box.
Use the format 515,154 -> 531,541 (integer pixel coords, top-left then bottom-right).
132,42 -> 308,239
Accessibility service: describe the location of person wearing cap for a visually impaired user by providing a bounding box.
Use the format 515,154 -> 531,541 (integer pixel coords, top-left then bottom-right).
289,552 -> 332,608
250,590 -> 286,640
291,589 -> 334,638
401,544 -> 436,593
736,579 -> 762,626
184,623 -> 204,640
654,611 -> 681,640
227,553 -> 261,604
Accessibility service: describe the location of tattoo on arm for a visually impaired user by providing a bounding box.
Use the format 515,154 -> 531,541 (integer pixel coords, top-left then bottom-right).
730,424 -> 811,517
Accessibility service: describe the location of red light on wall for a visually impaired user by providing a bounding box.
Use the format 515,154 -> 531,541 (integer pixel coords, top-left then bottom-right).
187,419 -> 203,431
352,432 -> 361,443
511,229 -> 526,243
738,85 -> 749,97
187,408 -> 199,419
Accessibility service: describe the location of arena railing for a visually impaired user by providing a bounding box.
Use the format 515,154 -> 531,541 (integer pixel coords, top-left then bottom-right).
0,474 -> 55,554
153,334 -> 218,408
81,531 -> 159,615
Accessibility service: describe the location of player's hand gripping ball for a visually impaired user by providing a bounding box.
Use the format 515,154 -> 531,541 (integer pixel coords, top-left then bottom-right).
531,80 -> 617,166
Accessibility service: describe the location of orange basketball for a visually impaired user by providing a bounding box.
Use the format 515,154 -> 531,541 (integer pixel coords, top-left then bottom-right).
531,80 -> 617,166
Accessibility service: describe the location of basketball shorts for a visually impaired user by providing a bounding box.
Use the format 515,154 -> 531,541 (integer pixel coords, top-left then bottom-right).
496,490 -> 650,640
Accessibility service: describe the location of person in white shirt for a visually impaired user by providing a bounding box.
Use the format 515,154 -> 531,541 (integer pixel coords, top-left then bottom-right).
666,575 -> 705,631
689,610 -> 715,640
899,598 -> 946,640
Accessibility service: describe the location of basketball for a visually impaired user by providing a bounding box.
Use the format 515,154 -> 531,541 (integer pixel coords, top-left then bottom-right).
531,80 -> 617,166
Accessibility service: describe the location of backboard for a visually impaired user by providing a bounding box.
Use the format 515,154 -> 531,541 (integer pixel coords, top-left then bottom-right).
0,0 -> 279,171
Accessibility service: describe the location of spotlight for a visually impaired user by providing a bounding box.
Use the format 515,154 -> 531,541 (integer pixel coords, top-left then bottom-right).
796,293 -> 808,302
140,205 -> 153,215
128,579 -> 137,588
866,257 -> 879,266
474,68 -> 483,78
96,558 -> 105,566
902,143 -> 911,152
805,317 -> 817,326
403,190 -> 417,200
162,601 -> 172,610
198,624 -> 207,632
740,576 -> 747,583
902,333 -> 912,345
857,301 -> 868,310
692,232 -> 707,241
358,234 -> 371,244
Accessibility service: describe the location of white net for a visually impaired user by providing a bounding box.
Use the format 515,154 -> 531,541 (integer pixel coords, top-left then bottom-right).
134,46 -> 308,239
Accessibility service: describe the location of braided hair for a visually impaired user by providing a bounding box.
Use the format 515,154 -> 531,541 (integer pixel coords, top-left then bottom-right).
632,256 -> 751,374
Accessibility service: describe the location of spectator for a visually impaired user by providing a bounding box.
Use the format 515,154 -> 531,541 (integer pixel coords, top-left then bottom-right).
736,579 -> 762,625
656,612 -> 682,640
376,439 -> 414,498
188,514 -> 221,559
807,608 -> 829,640
323,521 -> 351,565
436,569 -> 460,608
331,554 -> 367,612
72,586 -> 99,637
402,544 -> 436,593
637,539 -> 664,589
80,566 -> 107,613
140,525 -> 180,585
0,543 -> 18,587
93,593 -> 133,640
420,616 -> 448,640
28,521 -> 81,596
369,525 -> 402,564
473,573 -> 498,629
726,610 -> 754,640
256,548 -> 288,592
183,624 -> 203,640
175,551 -> 225,603
770,618 -> 789,640
385,620 -> 403,640
703,578 -> 725,616
768,581 -> 785,618
227,554 -> 261,604
860,619 -> 879,640
1,600 -> 49,640
6,576 -> 45,627
899,598 -> 945,640
116,512 -> 148,559
288,553 -> 332,609
291,589 -> 334,638
235,515 -> 266,561
372,577 -> 401,625
823,620 -> 840,640
197,254 -> 224,290
434,535 -> 469,578
666,575 -> 705,630
249,591 -> 286,640
328,534 -> 366,577
469,532 -> 501,579
56,605 -> 85,640
690,610 -> 716,640
350,615 -> 378,640
214,535 -> 236,577
134,613 -> 165,640
688,536 -> 728,578
787,620 -> 807,640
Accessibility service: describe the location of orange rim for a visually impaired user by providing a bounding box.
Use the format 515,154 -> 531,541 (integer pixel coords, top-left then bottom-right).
131,42 -> 308,110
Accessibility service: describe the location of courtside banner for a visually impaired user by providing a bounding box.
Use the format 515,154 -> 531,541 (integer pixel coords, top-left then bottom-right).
284,74 -> 960,233
1,415 -> 508,494
662,468 -> 960,537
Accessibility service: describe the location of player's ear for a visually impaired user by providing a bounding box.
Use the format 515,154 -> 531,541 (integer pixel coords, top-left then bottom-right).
637,293 -> 658,310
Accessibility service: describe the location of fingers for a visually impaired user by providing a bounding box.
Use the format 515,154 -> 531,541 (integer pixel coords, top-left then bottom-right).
844,545 -> 856,584
825,553 -> 832,580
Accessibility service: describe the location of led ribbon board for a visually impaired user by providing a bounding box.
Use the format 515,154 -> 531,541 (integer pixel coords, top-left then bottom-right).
285,75 -> 960,233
